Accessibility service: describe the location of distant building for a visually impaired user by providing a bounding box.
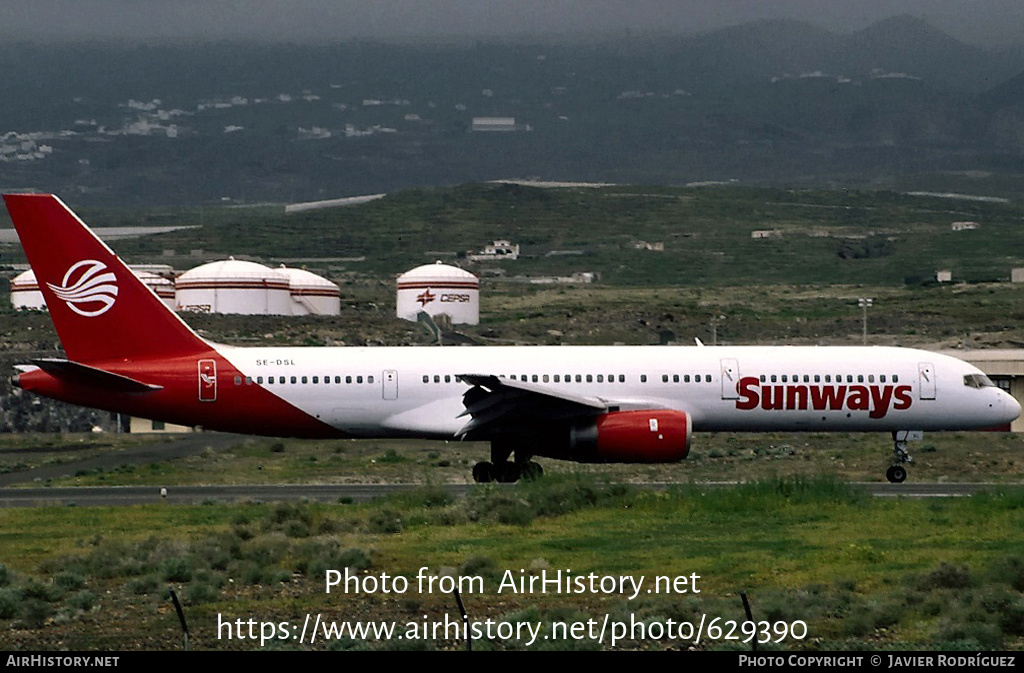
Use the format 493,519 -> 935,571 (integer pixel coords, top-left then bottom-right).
469,240 -> 520,261
752,229 -> 782,239
471,117 -> 517,132
936,270 -> 952,283
952,221 -> 979,231
1012,268 -> 1024,283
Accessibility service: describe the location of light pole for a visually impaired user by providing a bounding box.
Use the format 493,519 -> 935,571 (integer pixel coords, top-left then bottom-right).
858,298 -> 873,345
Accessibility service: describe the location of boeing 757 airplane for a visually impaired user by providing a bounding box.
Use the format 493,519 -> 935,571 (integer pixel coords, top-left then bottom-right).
4,194 -> 1019,483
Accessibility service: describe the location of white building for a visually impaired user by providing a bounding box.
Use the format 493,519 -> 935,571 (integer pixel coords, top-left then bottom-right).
276,266 -> 341,316
471,117 -> 517,132
396,262 -> 479,325
176,259 -> 292,315
468,239 -> 520,261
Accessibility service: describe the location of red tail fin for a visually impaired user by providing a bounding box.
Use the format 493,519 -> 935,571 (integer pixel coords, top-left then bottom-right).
4,194 -> 208,363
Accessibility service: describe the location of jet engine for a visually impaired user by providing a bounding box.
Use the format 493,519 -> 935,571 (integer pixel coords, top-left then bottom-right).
531,409 -> 692,463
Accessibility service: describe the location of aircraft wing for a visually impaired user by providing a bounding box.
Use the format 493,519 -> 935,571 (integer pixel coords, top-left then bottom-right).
456,373 -> 609,439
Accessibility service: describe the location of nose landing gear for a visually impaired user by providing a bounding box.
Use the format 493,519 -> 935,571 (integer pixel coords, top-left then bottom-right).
886,430 -> 921,483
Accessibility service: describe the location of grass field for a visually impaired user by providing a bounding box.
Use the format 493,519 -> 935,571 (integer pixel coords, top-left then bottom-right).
1,476 -> 1022,651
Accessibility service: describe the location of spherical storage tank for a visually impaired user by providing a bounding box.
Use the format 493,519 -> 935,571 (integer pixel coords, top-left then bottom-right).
175,258 -> 292,315
396,261 -> 479,325
277,266 -> 341,316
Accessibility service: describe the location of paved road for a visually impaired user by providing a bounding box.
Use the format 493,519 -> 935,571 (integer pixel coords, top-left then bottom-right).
0,481 -> 1006,507
0,433 -> 242,487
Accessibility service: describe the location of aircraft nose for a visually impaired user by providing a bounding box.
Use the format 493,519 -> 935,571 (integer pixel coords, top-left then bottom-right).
1005,391 -> 1022,423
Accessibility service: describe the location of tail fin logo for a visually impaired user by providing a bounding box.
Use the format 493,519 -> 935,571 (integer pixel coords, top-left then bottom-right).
46,260 -> 119,317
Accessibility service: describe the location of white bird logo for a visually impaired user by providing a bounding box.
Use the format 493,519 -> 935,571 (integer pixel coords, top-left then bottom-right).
47,260 -> 119,317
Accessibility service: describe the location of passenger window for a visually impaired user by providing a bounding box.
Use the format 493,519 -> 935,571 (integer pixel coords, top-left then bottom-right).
640,375 -> 647,383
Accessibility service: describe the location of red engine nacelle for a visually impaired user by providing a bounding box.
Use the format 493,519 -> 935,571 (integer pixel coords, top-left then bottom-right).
570,409 -> 692,463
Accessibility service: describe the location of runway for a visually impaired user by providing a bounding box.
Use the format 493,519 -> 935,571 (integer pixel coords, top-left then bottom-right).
0,481 -> 1004,507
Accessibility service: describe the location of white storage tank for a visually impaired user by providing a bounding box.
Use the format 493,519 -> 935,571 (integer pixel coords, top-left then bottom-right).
396,261 -> 479,325
11,267 -> 176,311
134,271 -> 177,310
175,258 -> 292,315
10,269 -> 45,310
277,266 -> 341,316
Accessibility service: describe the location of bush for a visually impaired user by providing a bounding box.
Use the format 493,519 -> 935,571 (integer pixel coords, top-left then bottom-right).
160,557 -> 194,583
67,590 -> 98,612
917,563 -> 972,592
365,509 -> 403,534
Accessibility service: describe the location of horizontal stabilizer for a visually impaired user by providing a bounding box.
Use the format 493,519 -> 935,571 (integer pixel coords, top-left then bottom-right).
30,358 -> 162,394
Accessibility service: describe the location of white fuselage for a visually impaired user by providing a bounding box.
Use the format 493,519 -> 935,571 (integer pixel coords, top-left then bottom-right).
215,344 -> 1020,438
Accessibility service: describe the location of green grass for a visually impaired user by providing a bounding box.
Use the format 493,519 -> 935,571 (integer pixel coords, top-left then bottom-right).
1,476 -> 1022,650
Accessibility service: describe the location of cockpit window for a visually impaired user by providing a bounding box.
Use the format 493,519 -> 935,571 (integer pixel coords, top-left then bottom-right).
963,374 -> 996,389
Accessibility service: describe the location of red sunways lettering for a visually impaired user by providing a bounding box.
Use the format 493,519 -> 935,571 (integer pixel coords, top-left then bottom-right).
736,377 -> 912,419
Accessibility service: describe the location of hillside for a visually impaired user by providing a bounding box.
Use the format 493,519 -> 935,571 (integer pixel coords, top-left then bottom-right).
1,19 -> 1024,206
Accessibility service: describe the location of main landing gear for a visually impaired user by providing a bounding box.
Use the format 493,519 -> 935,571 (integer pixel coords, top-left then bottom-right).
472,441 -> 544,483
886,430 -> 922,483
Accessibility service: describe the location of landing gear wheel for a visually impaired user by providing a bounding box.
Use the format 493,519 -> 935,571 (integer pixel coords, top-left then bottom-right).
496,461 -> 521,483
886,465 -> 907,484
520,461 -> 544,481
472,461 -> 494,483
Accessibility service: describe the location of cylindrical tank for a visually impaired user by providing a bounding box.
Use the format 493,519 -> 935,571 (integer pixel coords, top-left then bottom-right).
10,269 -> 45,310
135,271 -> 177,310
396,261 -> 479,325
175,258 -> 291,315
277,266 -> 341,316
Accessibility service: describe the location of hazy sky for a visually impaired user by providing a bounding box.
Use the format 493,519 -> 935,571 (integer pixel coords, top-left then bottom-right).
1,0 -> 1023,46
